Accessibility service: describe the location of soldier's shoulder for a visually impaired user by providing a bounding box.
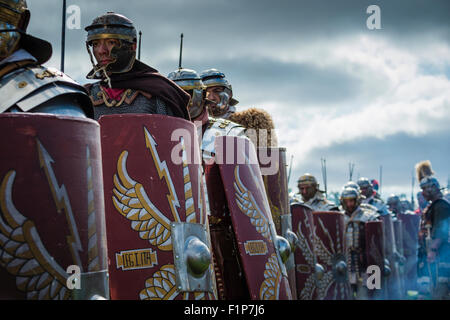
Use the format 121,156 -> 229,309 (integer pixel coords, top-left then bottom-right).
432,198 -> 450,212
1,65 -> 90,113
207,117 -> 246,136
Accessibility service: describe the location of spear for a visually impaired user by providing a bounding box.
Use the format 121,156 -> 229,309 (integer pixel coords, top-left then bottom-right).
411,169 -> 415,209
321,158 -> 328,196
379,165 -> 383,196
61,0 -> 66,72
349,162 -> 355,181
138,31 -> 142,60
287,155 -> 294,185
178,33 -> 184,70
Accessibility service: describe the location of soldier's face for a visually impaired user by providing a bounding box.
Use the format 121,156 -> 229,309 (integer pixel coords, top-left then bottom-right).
359,185 -> 372,198
206,86 -> 225,105
92,38 -> 120,66
298,184 -> 315,201
344,199 -> 357,214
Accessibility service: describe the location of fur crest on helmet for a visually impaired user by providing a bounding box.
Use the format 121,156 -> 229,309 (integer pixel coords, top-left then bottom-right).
228,107 -> 278,147
415,160 -> 434,182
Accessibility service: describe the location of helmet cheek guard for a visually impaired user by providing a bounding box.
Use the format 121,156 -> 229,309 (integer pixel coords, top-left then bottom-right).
167,68 -> 206,120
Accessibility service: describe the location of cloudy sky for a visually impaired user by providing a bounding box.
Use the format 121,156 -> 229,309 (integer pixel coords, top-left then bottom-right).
27,0 -> 450,203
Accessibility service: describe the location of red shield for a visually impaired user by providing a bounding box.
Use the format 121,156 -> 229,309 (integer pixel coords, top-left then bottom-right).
257,147 -> 297,298
257,147 -> 288,235
393,219 -> 406,296
291,203 -> 317,299
313,211 -> 351,300
379,214 -> 402,299
0,114 -> 108,300
99,114 -> 215,300
365,221 -> 386,299
204,163 -> 250,300
215,136 -> 292,300
397,213 -> 421,292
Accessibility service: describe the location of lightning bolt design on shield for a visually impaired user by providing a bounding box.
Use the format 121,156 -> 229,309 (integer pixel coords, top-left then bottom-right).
143,127 -> 181,222
36,138 -> 83,269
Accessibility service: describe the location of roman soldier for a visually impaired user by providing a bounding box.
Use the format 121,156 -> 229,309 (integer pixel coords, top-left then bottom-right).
341,187 -> 380,299
294,173 -> 338,212
200,68 -> 238,120
200,68 -> 277,148
167,68 -> 246,161
387,194 -> 403,217
416,160 -> 450,299
0,0 -> 92,117
84,12 -> 190,121
357,177 -> 389,215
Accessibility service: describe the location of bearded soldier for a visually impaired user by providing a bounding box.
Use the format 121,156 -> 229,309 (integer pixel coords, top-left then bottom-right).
294,173 -> 338,212
416,160 -> 450,299
84,12 -> 190,121
357,177 -> 389,215
0,0 -> 92,117
200,68 -> 238,120
200,68 -> 278,148
341,187 -> 380,299
167,68 -> 246,161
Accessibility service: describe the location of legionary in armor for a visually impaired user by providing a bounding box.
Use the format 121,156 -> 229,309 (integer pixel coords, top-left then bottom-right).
84,12 -> 190,121
200,68 -> 277,148
200,68 -> 238,120
357,177 -> 389,215
167,68 -> 246,161
0,0 -> 92,117
294,173 -> 338,212
341,187 -> 381,299
416,161 -> 450,299
387,194 -> 404,217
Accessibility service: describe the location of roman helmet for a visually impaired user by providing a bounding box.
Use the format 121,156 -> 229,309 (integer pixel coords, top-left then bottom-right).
340,187 -> 361,212
200,68 -> 238,117
167,68 -> 206,120
386,194 -> 402,214
0,0 -> 52,63
357,177 -> 373,197
85,12 -> 137,81
343,181 -> 359,192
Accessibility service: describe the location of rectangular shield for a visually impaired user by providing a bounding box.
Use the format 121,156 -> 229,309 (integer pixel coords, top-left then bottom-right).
100,114 -> 215,300
215,136 -> 292,300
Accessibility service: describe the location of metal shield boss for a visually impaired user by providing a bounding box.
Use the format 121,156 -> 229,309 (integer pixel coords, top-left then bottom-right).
365,220 -> 386,299
291,203 -> 318,299
313,211 -> 351,300
257,147 -> 297,299
0,114 -> 108,300
99,114 -> 215,300
215,136 -> 292,300
397,213 -> 421,292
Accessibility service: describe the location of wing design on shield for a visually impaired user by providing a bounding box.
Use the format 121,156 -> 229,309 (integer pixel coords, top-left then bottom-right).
112,150 -> 173,251
234,166 -> 271,241
0,171 -> 70,300
260,254 -> 283,300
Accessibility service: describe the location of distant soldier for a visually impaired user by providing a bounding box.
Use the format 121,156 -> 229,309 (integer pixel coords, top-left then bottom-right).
0,0 -> 92,117
416,160 -> 450,299
387,194 -> 403,217
357,177 -> 389,215
84,12 -> 190,121
340,187 -> 380,299
294,173 -> 338,211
